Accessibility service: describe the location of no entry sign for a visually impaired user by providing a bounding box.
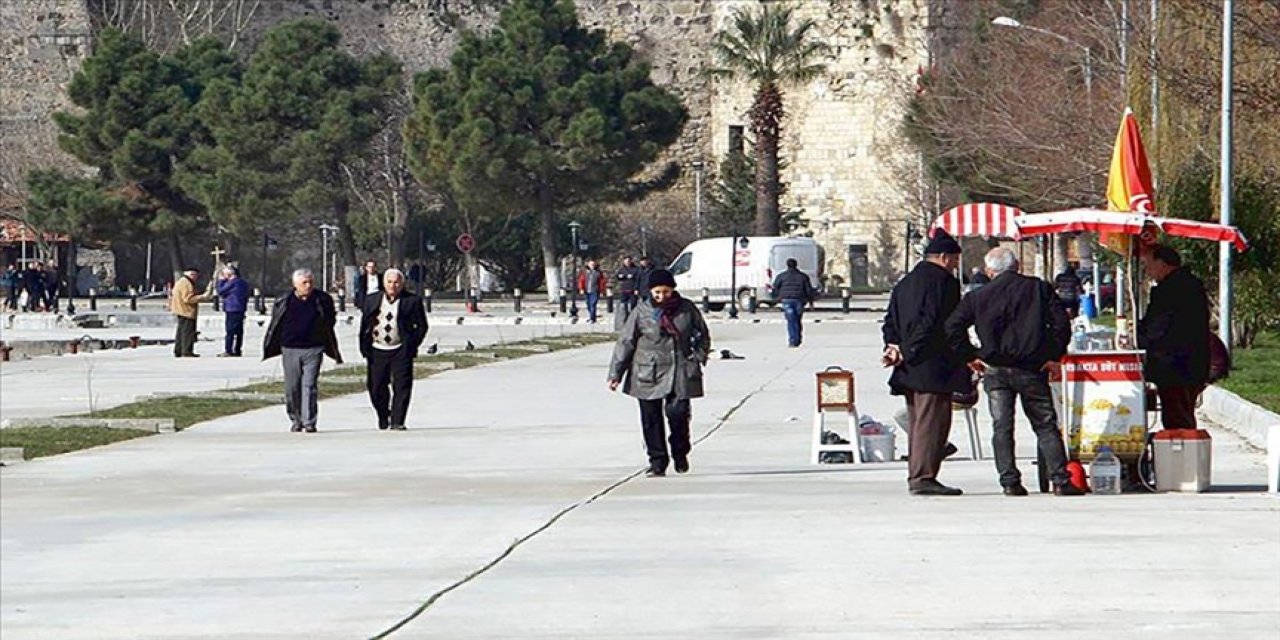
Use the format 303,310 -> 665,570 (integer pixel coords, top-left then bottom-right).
456,233 -> 475,254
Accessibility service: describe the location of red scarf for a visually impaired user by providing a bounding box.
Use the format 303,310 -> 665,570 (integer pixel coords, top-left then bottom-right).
655,292 -> 684,339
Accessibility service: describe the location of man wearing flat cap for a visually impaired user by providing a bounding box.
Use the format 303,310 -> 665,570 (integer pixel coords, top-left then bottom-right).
881,229 -> 970,496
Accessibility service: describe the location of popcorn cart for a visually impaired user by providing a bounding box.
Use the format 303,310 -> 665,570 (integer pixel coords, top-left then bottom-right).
1058,350 -> 1148,463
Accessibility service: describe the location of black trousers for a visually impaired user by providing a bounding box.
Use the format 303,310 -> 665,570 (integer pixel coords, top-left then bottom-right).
1157,384 -> 1204,430
367,346 -> 414,427
638,395 -> 691,472
174,316 -> 197,356
984,366 -> 1070,487
224,311 -> 245,355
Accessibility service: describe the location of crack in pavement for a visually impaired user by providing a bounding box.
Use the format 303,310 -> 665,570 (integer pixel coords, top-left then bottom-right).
368,356 -> 805,638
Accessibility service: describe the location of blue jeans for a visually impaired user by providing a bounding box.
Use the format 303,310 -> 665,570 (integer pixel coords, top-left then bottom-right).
224,311 -> 245,355
585,292 -> 600,322
782,299 -> 804,346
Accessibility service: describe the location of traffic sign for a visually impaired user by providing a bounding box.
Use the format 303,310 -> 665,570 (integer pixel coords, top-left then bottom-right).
456,233 -> 475,254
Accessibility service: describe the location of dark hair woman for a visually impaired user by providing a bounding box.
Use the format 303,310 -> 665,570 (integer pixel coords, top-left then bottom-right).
607,268 -> 711,477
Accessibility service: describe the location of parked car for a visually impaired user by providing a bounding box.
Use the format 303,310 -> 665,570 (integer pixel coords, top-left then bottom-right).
668,236 -> 824,310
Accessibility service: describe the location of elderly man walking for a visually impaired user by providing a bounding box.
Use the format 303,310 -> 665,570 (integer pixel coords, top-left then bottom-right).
171,267 -> 211,357
359,269 -> 428,431
264,269 -> 342,433
216,265 -> 251,357
946,247 -> 1083,496
881,230 -> 970,496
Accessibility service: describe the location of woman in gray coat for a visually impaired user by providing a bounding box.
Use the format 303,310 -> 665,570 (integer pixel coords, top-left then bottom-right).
608,269 -> 711,477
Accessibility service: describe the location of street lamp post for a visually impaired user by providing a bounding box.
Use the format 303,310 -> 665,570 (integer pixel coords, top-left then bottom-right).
319,224 -> 339,292
993,16 -> 1093,278
729,235 -> 748,319
691,160 -> 705,238
568,220 -> 582,318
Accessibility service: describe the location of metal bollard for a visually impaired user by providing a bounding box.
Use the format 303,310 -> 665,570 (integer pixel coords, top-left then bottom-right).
701,288 -> 710,313
468,288 -> 480,313
513,288 -> 523,314
0,342 -> 10,362
841,287 -> 851,314
559,288 -> 568,314
424,289 -> 433,314
569,287 -> 579,319
67,340 -> 79,355
254,288 -> 266,315
89,288 -> 97,311
129,335 -> 140,349
65,294 -> 76,315
129,288 -> 138,311
748,290 -> 758,314
338,292 -> 346,313
606,288 -> 614,313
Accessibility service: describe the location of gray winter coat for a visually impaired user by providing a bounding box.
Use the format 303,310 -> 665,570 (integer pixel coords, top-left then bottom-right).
609,297 -> 711,400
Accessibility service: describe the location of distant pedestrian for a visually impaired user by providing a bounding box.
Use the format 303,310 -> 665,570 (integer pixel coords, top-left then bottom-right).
577,258 -> 608,323
770,258 -> 817,347
44,263 -> 62,312
215,266 -> 251,357
1138,245 -> 1211,430
615,256 -> 640,315
359,269 -> 428,430
170,267 -> 211,357
23,262 -> 45,312
1054,262 -> 1083,319
945,248 -> 1081,497
263,268 -> 342,433
881,230 -> 969,497
635,256 -> 655,295
608,269 -> 711,478
354,259 -> 382,308
967,267 -> 989,293
3,264 -> 19,311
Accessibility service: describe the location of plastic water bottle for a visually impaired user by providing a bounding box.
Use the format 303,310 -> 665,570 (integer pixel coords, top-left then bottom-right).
1091,446 -> 1122,495
1072,323 -> 1088,352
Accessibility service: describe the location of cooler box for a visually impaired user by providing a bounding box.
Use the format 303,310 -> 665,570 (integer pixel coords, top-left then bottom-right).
1153,429 -> 1212,492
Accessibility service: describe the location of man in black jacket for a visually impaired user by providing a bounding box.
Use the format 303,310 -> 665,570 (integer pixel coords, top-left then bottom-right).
770,258 -> 817,347
881,230 -> 969,496
359,268 -> 428,430
614,256 -> 640,315
946,247 -> 1082,496
1138,245 -> 1210,429
263,268 -> 342,433
354,259 -> 382,308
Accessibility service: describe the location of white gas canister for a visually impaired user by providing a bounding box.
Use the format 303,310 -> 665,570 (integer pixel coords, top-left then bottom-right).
1153,429 -> 1212,493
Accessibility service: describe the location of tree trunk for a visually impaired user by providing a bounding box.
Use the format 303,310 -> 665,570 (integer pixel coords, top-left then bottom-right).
389,183 -> 410,268
334,194 -> 358,272
751,83 -> 784,236
538,186 -> 561,302
166,233 -> 185,284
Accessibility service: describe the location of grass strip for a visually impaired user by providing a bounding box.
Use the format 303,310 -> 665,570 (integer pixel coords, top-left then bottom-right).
1218,330 -> 1280,414
82,396 -> 278,430
0,426 -> 152,460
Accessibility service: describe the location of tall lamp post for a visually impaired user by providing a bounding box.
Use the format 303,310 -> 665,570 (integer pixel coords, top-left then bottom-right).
728,235 -> 749,319
993,16 -> 1094,280
568,220 -> 582,318
691,159 -> 705,238
319,224 -> 339,292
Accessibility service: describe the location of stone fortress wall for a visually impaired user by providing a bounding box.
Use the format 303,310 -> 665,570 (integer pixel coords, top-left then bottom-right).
2,0 -> 930,288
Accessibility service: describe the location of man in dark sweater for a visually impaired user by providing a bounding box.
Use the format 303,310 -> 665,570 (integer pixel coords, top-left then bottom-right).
946,247 -> 1082,496
881,229 -> 970,496
359,269 -> 428,431
263,268 -> 342,433
770,258 -> 817,347
1138,245 -> 1210,430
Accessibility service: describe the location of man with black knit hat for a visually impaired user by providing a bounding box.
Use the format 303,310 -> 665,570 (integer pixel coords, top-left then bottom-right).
881,229 -> 970,496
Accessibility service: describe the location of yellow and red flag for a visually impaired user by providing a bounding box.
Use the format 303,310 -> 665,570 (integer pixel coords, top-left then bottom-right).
1102,109 -> 1156,253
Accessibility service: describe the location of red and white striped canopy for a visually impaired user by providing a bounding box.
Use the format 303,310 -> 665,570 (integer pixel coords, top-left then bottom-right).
930,203 -> 1023,239
1014,209 -> 1250,252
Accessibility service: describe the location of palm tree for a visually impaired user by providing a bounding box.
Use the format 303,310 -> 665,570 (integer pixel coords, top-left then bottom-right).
708,4 -> 830,236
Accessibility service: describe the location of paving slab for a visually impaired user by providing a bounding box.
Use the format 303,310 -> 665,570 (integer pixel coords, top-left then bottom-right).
0,320 -> 1275,639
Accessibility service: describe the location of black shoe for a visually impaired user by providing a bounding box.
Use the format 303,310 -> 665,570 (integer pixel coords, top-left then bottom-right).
942,443 -> 959,459
909,480 -> 963,496
389,424 -> 407,431
303,425 -> 317,433
1054,483 -> 1086,496
645,468 -> 666,478
674,456 -> 689,474
378,422 -> 389,430
1003,484 -> 1029,497
290,424 -> 303,433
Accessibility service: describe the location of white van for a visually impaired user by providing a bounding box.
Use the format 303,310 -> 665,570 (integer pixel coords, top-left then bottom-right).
667,236 -> 824,309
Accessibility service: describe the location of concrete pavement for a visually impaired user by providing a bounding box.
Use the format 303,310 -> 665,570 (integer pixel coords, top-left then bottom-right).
1,318 -> 1276,638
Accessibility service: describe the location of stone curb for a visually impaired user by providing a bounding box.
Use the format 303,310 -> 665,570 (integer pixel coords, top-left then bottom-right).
1201,385 -> 1279,451
0,447 -> 24,466
1,417 -> 176,433
148,391 -> 285,403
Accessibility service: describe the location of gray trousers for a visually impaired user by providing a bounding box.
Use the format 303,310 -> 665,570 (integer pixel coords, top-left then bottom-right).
283,346 -> 324,428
